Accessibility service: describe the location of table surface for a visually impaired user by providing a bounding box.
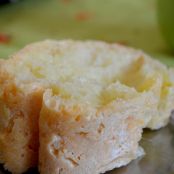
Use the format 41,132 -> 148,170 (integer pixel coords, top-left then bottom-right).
0,0 -> 174,174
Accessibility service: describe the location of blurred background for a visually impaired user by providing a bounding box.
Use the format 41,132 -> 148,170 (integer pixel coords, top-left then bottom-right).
0,1 -> 174,174
0,0 -> 174,66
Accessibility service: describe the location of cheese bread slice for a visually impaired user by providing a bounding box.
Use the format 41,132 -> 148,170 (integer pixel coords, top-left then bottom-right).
0,40 -> 173,174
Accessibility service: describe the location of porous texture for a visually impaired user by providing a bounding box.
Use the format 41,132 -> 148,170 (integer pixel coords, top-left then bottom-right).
0,68 -> 43,173
0,40 -> 173,174
39,89 -> 152,174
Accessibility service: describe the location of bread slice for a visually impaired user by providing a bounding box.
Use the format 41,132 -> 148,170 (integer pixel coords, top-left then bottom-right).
0,40 -> 173,174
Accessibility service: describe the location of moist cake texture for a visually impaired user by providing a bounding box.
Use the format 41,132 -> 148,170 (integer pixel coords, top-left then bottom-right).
0,40 -> 173,174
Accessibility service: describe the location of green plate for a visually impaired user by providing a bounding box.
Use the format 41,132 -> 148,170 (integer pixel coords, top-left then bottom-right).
0,0 -> 174,66
0,0 -> 174,174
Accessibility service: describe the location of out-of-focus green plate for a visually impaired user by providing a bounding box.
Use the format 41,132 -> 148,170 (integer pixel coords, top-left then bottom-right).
0,0 -> 174,174
0,0 -> 174,66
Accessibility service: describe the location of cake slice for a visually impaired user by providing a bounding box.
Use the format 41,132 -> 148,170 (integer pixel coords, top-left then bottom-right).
0,40 -> 173,174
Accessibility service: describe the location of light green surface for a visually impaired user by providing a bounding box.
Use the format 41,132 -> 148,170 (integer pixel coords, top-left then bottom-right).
158,0 -> 174,50
0,0 -> 174,66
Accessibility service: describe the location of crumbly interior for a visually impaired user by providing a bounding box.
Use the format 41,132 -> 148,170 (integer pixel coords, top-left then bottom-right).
0,40 -> 173,174
4,40 -> 171,109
